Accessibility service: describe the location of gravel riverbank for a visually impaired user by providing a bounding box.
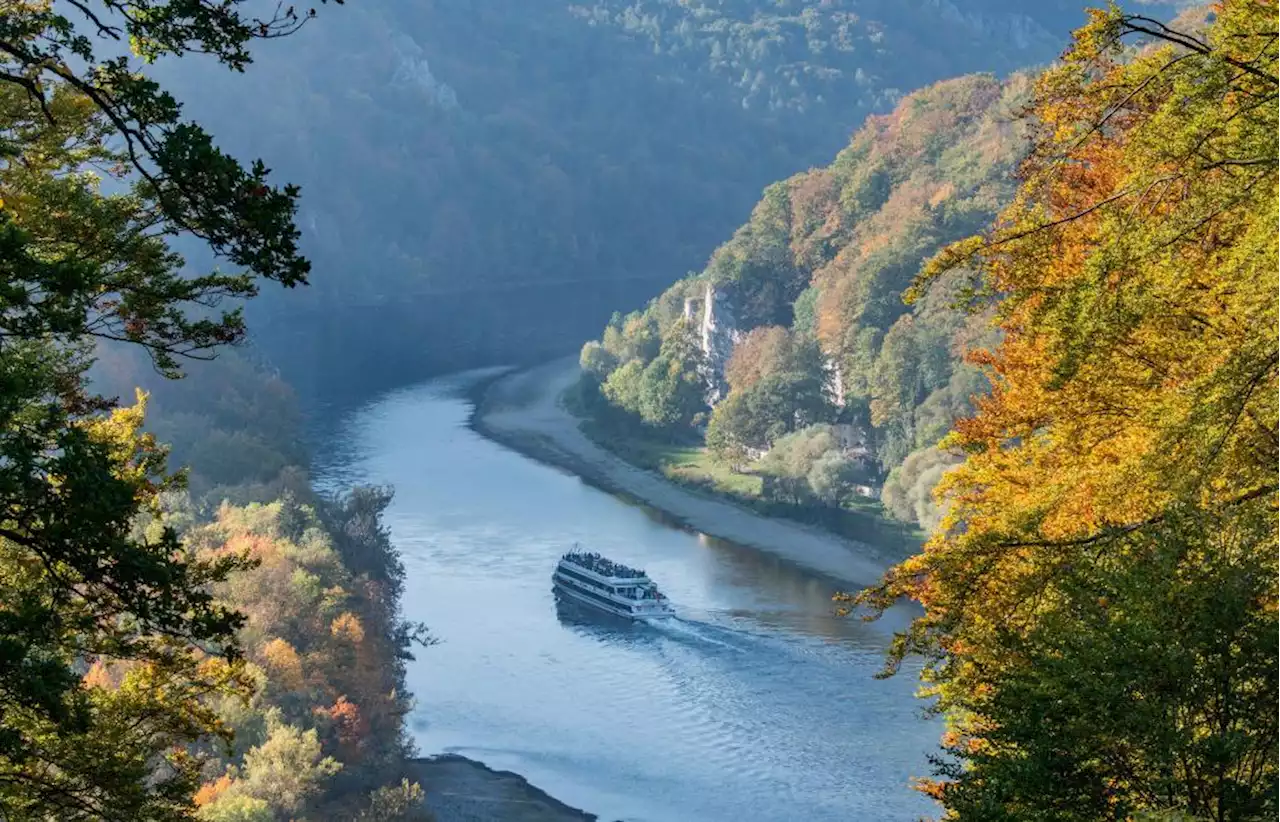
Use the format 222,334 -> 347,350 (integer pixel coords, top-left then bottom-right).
468,357 -> 896,589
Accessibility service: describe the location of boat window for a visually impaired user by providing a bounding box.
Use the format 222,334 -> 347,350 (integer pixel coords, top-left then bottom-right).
560,583 -> 631,611
557,567 -> 608,589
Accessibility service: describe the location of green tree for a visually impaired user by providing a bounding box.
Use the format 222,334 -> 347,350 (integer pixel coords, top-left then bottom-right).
358,780 -> 434,822
598,320 -> 707,430
879,445 -> 960,530
601,359 -> 646,416
706,335 -> 834,456
579,340 -> 618,383
197,795 -> 273,822
806,450 -> 868,506
0,0 -> 327,816
932,507 -> 1277,820
236,721 -> 342,817
754,424 -> 870,507
636,320 -> 706,428
757,424 -> 839,480
0,0 -> 310,300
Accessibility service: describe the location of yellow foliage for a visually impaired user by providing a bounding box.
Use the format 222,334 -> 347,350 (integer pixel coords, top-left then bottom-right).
260,638 -> 305,691
855,4 -> 1280,800
78,390 -> 174,494
330,612 -> 365,644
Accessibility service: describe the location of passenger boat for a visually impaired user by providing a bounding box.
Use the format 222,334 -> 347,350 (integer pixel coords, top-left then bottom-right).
552,549 -> 675,620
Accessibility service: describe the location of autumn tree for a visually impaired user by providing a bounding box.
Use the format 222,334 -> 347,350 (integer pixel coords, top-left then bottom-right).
579,71 -> 1027,485
724,326 -> 793,393
850,5 -> 1279,818
933,506 -> 1277,821
707,330 -> 835,456
186,497 -> 427,801
0,0 -> 331,816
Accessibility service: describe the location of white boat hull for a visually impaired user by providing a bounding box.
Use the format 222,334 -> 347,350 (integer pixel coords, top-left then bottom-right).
552,572 -> 674,620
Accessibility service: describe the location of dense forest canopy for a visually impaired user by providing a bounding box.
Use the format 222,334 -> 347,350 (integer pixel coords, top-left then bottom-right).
569,0 -> 1082,112
148,0 -> 1100,399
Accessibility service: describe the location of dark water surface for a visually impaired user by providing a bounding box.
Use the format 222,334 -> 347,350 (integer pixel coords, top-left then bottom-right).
313,373 -> 940,822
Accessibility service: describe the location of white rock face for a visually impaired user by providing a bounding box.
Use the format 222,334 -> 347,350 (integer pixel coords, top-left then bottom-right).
824,356 -> 846,409
684,282 -> 741,406
389,34 -> 459,110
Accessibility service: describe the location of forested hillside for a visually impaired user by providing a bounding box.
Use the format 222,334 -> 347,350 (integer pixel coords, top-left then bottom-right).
85,346 -> 433,822
150,1 -> 1089,398
577,71 -> 1030,528
570,0 -> 1079,112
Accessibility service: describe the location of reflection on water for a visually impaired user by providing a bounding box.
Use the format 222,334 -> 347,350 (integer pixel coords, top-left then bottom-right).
554,596 -> 655,641
314,373 -> 939,822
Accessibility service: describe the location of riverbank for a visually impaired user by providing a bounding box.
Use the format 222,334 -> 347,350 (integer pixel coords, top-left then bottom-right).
407,755 -> 603,821
468,357 -> 902,588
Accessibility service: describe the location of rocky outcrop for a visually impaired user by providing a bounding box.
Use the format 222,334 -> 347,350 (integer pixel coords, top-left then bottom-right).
824,356 -> 846,409
683,282 -> 741,405
389,34 -> 459,110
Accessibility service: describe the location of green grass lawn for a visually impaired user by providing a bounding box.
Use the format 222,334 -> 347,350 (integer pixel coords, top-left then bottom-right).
575,415 -> 923,557
577,418 -> 757,494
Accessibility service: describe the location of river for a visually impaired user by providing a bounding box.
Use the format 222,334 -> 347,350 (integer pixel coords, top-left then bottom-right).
314,371 -> 941,822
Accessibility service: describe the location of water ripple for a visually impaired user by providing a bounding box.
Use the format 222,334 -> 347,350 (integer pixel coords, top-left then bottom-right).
315,374 -> 941,822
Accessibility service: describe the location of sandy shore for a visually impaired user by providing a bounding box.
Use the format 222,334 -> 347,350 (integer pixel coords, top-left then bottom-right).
470,357 -> 897,588
406,755 -> 603,822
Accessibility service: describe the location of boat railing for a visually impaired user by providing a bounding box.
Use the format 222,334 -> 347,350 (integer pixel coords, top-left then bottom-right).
561,550 -> 647,580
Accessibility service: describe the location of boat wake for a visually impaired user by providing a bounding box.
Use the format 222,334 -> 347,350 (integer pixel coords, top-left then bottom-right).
643,615 -> 748,653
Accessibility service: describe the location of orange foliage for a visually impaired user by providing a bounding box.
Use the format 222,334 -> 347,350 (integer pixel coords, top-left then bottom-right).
928,181 -> 955,208
82,660 -> 115,690
724,326 -> 792,392
847,74 -> 1005,167
222,533 -> 278,559
193,774 -> 234,807
858,0 -> 1279,725
786,170 -> 841,267
327,696 -> 369,745
180,496 -> 415,796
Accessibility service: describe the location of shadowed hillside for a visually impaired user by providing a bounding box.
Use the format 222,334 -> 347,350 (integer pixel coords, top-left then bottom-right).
152,1 -> 1088,399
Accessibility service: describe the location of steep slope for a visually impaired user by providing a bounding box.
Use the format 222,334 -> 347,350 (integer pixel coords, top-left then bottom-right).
578,72 -> 1031,527
152,1 -> 1081,399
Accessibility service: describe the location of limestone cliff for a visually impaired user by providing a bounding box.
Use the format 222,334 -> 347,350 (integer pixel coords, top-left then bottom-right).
683,282 -> 741,405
